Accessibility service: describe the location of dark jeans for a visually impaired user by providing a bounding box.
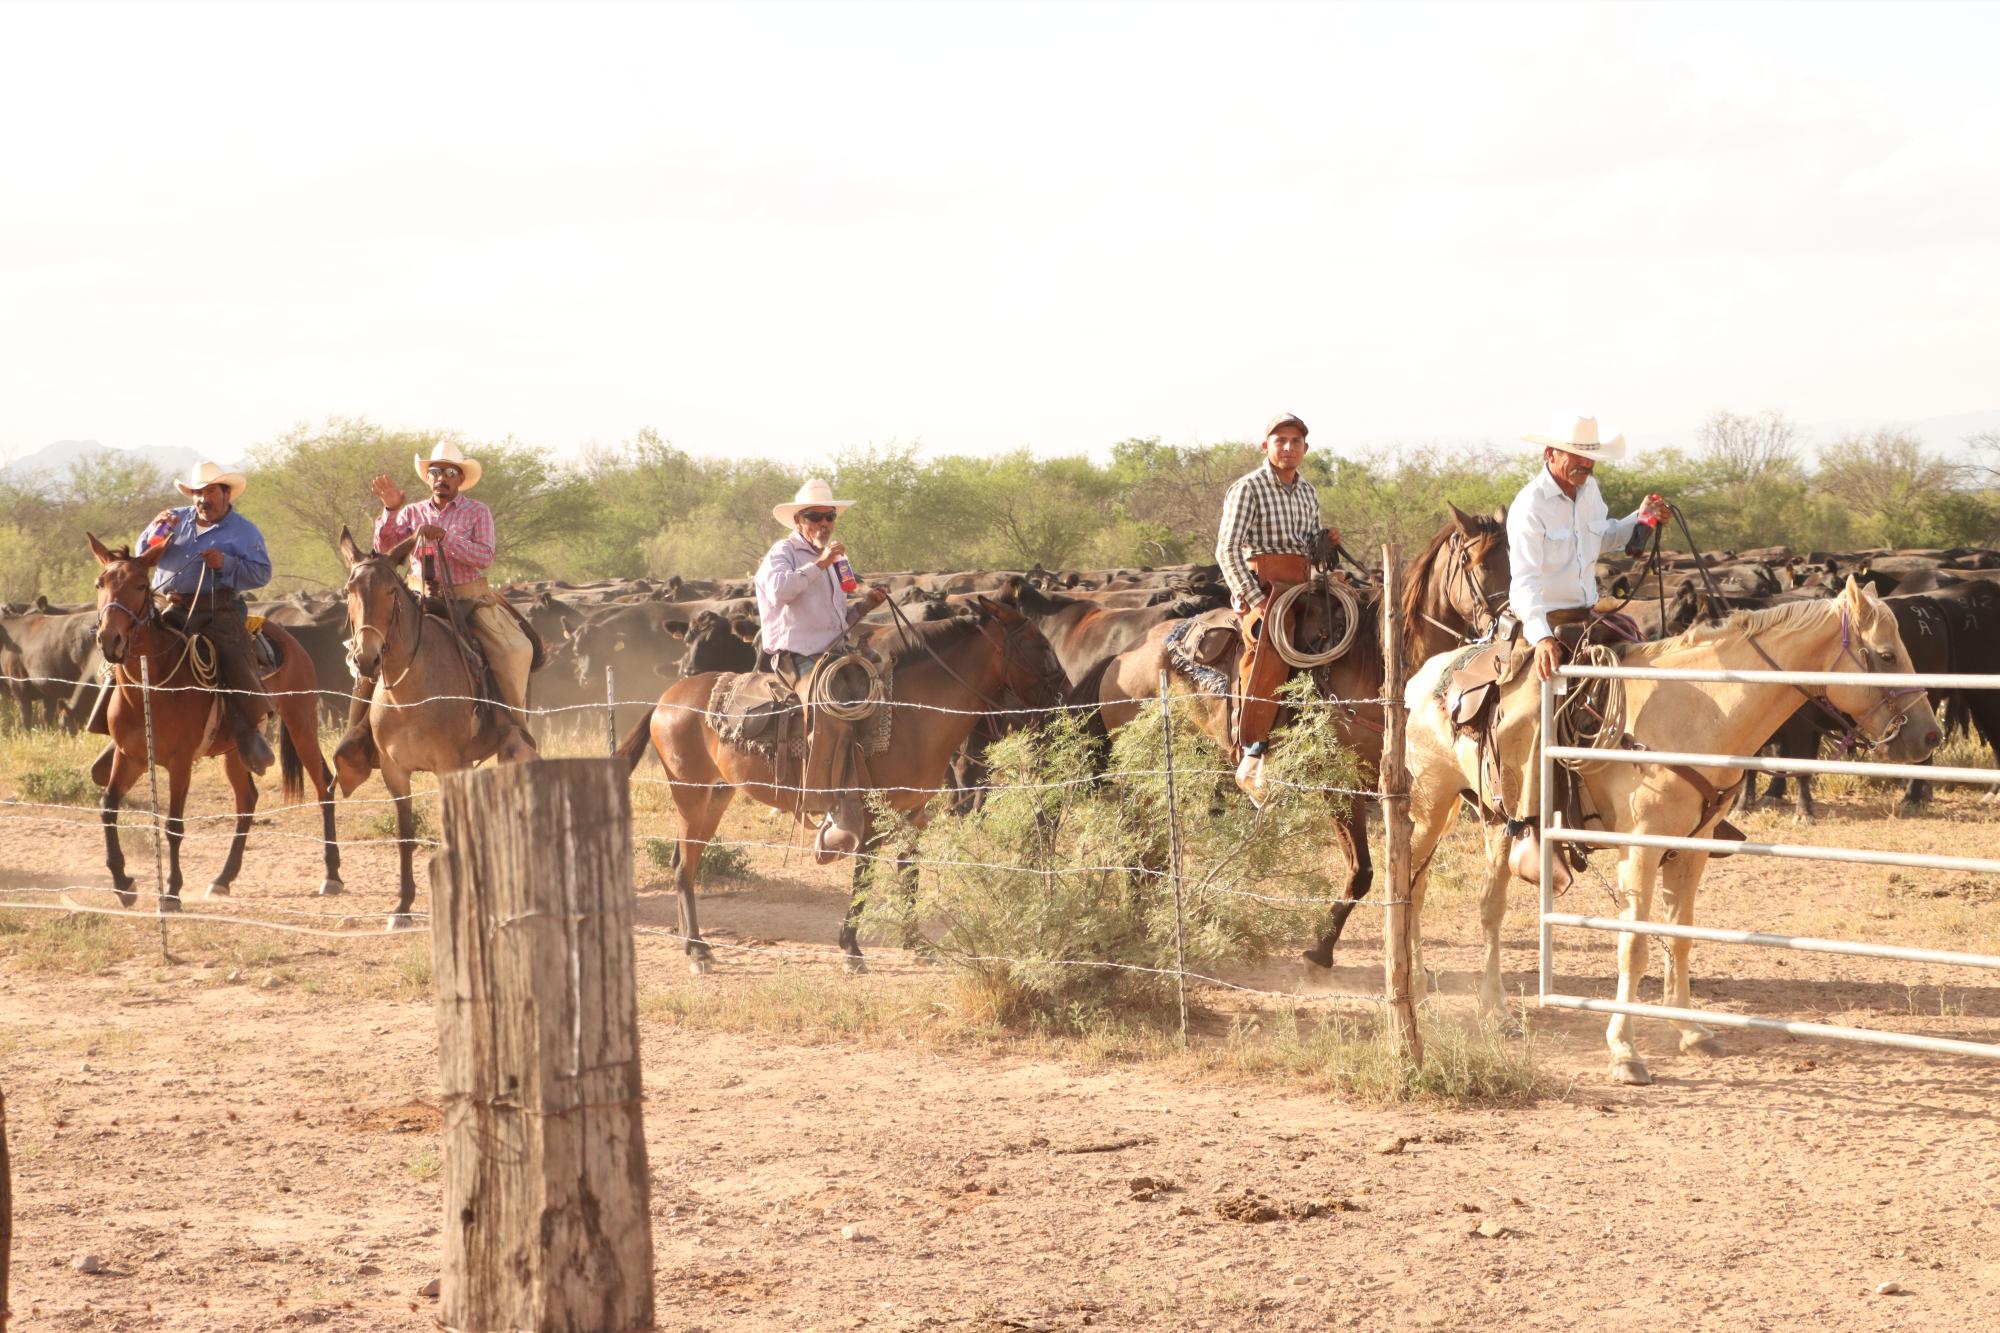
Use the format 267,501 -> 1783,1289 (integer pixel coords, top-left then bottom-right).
163,597 -> 270,734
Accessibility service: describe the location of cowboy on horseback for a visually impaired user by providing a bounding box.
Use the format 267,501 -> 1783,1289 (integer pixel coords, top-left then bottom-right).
1214,412 -> 1343,805
756,478 -> 889,678
334,442 -> 537,788
756,478 -> 890,859
1496,412 -> 1670,880
90,460 -> 276,776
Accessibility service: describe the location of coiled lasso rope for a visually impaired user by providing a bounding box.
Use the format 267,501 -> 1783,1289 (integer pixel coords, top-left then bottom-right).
807,651 -> 887,722
1268,576 -> 1362,669
1551,642 -> 1628,771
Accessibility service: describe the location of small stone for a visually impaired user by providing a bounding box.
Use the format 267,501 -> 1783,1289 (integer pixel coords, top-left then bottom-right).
419,1278 -> 441,1299
1472,1219 -> 1511,1240
225,969 -> 243,984
78,1062 -> 92,1073
840,1224 -> 864,1242
72,1254 -> 104,1274
1289,1275 -> 1312,1287
1874,1282 -> 1904,1296
1374,1136 -> 1407,1156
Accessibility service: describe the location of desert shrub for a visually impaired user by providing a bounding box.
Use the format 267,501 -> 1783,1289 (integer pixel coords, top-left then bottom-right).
881,678 -> 1363,1029
19,764 -> 93,806
642,836 -> 749,883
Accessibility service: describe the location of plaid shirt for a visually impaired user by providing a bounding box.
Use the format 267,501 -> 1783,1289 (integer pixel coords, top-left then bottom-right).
374,495 -> 497,589
1215,462 -> 1324,608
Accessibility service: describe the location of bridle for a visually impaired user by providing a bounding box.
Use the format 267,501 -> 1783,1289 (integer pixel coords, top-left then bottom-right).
1746,605 -> 1927,755
1424,530 -> 1507,643
886,598 -> 1065,717
345,560 -> 423,689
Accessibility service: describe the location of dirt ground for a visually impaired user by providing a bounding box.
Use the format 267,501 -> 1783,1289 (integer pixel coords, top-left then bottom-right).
5,749 -> 2000,1331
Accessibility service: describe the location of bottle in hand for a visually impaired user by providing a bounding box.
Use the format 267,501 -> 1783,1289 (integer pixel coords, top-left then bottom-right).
832,555 -> 859,593
1624,496 -> 1664,558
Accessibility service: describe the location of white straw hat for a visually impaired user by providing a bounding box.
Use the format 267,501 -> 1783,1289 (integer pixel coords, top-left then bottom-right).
772,477 -> 856,526
174,460 -> 248,500
414,442 -> 482,491
1522,412 -> 1625,461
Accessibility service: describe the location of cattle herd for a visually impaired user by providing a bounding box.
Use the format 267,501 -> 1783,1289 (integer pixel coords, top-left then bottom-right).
5,540 -> 2000,816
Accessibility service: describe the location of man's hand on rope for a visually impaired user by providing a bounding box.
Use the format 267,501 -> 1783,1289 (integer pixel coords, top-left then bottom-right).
1534,636 -> 1564,682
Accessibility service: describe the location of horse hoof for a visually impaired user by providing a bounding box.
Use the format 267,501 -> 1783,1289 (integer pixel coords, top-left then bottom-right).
205,881 -> 232,899
688,956 -> 713,977
315,879 -> 345,897
159,896 -> 182,915
843,954 -> 868,975
1609,1059 -> 1652,1086
1300,948 -> 1334,972
1681,1034 -> 1724,1057
112,883 -> 137,909
384,914 -> 418,933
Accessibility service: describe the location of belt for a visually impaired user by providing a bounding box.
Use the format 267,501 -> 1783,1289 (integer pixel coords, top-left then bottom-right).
419,577 -> 492,599
1546,607 -> 1593,627
165,587 -> 238,605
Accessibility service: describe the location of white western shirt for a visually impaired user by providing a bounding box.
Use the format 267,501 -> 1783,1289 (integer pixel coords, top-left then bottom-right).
1506,466 -> 1642,645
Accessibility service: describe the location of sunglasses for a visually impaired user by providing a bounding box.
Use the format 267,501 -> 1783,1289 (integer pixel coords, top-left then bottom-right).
797,509 -> 838,524
426,465 -> 462,479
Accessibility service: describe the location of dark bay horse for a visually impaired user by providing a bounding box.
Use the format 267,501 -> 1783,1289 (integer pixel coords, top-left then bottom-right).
87,535 -> 341,908
1089,512 -> 1511,970
338,527 -> 535,924
617,597 -> 1069,973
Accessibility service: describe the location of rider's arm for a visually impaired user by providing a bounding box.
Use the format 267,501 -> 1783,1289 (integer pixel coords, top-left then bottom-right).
1506,501 -> 1556,646
755,543 -> 820,608
1214,478 -> 1259,609
374,502 -> 418,552
218,521 -> 272,592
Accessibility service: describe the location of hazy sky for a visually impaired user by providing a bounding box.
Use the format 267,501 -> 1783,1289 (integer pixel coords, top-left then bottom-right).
3,0 -> 1996,464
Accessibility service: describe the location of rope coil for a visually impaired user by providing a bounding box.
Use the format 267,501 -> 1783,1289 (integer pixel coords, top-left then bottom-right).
1267,576 -> 1360,669
806,651 -> 886,723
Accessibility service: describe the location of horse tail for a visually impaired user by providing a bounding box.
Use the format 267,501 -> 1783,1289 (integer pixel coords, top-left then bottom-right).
279,723 -> 306,807
615,710 -> 654,775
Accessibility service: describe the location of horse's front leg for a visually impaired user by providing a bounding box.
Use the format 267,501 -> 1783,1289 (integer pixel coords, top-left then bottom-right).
1476,817 -> 1514,1018
838,824 -> 884,974
384,765 -> 420,929
1659,851 -> 1721,1057
1303,793 -> 1372,970
161,762 -> 192,912
206,752 -> 258,899
1605,845 -> 1666,1085
100,750 -> 143,906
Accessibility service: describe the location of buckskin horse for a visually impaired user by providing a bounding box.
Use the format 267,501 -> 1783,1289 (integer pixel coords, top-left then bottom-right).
1087,510 -> 1513,971
87,534 -> 342,908
1402,578 -> 1941,1084
617,597 -> 1069,974
337,527 -> 536,925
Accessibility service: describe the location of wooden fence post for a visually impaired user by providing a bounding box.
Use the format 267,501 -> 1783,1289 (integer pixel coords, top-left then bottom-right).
433,757 -> 654,1332
1378,545 -> 1424,1065
2,1085 -> 11,1332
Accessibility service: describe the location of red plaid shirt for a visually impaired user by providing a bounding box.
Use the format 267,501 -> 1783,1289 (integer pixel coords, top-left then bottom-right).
374,495 -> 497,588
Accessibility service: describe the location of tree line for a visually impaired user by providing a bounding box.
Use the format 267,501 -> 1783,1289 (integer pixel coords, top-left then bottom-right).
5,411 -> 1998,603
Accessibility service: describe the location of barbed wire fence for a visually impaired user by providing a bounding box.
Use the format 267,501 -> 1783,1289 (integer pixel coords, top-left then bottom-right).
0,545 -> 1424,1059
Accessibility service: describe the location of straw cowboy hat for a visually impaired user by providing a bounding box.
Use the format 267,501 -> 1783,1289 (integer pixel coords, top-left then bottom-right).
414,442 -> 482,491
772,477 -> 856,526
1522,412 -> 1626,462
174,460 -> 248,501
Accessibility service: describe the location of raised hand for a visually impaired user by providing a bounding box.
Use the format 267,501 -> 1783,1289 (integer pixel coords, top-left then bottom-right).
371,474 -> 407,510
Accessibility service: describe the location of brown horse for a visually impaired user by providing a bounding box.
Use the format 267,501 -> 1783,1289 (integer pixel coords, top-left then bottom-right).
87,535 -> 341,908
1089,514 -> 1513,969
337,527 -> 535,924
617,597 -> 1069,973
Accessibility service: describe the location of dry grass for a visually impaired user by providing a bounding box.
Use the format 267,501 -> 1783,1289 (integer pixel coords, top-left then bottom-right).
0,909 -> 133,973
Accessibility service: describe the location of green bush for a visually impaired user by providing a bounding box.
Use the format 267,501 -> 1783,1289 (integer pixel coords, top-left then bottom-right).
643,835 -> 749,884
878,679 -> 1363,1029
19,764 -> 94,806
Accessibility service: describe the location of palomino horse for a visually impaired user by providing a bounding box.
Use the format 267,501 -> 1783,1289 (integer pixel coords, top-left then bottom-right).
337,527 -> 535,924
87,535 -> 341,907
1403,578 -> 1941,1084
1089,513 -> 1513,970
617,597 -> 1069,973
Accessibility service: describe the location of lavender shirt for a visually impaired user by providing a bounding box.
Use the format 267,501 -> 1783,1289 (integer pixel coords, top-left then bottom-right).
754,533 -> 853,657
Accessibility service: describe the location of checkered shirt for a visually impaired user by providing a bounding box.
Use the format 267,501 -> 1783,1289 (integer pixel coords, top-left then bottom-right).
374,495 -> 497,588
1214,463 -> 1324,608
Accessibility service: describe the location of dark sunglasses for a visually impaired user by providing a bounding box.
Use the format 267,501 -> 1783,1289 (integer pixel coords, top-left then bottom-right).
426,465 -> 462,478
797,509 -> 838,524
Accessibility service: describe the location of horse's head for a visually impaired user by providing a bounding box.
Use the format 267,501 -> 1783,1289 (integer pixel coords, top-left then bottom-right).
88,532 -> 163,665
339,526 -> 418,680
974,595 -> 1069,710
1820,577 -> 1941,763
1445,503 -> 1512,632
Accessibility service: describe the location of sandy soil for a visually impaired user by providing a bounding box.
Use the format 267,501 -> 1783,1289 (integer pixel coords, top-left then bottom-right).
5,758 -> 2000,1331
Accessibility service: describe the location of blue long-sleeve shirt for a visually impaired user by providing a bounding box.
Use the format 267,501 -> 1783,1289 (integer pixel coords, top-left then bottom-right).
140,507 -> 273,595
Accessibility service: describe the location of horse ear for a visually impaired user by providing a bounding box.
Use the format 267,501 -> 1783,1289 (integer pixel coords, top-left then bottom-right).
87,532 -> 114,566
1491,504 -> 1508,525
386,534 -> 420,569
1842,574 -> 1868,609
136,541 -> 167,569
337,526 -> 363,570
1447,502 -> 1475,535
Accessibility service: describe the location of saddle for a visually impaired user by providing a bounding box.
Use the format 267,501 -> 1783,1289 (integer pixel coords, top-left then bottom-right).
707,650 -> 895,811
417,598 -> 501,721
1164,608 -> 1238,696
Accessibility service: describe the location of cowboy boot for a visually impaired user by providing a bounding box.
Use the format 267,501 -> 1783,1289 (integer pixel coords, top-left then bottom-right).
1507,822 -> 1573,891
1234,743 -> 1270,808
333,679 -> 377,796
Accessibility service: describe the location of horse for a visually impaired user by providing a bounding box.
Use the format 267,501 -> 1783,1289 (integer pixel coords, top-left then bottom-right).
337,527 -> 536,924
86,534 -> 341,908
1086,511 -> 1514,970
616,597 -> 1069,973
1402,578 -> 1942,1085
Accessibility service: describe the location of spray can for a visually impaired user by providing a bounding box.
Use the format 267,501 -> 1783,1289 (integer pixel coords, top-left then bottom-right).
832,554 -> 860,594
140,514 -> 177,552
1623,495 -> 1665,558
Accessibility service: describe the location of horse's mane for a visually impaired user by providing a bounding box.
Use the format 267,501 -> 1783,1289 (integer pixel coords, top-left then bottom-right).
883,611 -> 987,666
1626,595 -> 1841,661
1400,512 -> 1503,660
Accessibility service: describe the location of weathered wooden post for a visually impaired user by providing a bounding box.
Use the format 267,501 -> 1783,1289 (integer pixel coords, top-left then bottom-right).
432,758 -> 654,1332
1378,545 -> 1424,1065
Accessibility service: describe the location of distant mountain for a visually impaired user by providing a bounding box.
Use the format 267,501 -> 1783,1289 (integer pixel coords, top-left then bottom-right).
0,439 -> 210,485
